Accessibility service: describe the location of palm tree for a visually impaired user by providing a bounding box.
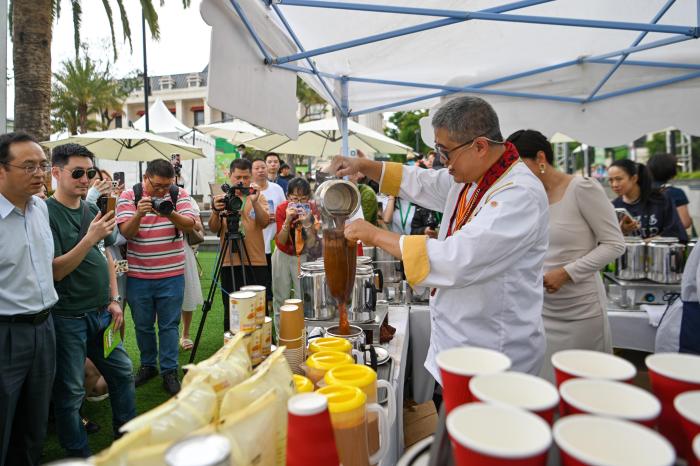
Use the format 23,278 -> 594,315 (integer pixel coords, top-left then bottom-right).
10,0 -> 190,141
51,53 -> 138,135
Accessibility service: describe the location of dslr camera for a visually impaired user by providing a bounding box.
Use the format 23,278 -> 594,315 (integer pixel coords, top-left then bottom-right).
220,182 -> 257,213
151,197 -> 175,216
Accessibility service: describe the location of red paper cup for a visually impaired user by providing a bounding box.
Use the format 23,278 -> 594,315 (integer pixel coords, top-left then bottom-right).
646,353 -> 700,460
446,402 -> 551,466
287,393 -> 340,466
436,347 -> 511,414
559,379 -> 661,428
469,371 -> 559,425
675,391 -> 700,466
554,414 -> 675,466
551,350 -> 636,388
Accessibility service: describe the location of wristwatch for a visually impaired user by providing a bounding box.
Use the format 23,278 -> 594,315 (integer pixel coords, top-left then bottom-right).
109,295 -> 122,304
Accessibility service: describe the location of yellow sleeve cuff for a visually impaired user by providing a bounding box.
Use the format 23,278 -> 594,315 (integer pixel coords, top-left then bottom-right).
402,235 -> 430,287
380,162 -> 403,197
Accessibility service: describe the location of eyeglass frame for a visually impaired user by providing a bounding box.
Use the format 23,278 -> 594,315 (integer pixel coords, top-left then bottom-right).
0,161 -> 52,175
146,176 -> 173,191
59,166 -> 99,180
435,135 -> 504,164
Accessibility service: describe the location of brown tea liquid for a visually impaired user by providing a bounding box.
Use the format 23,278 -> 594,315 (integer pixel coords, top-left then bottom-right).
323,226 -> 357,335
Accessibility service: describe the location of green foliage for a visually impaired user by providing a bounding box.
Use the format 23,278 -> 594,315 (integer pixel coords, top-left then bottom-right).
385,110 -> 430,154
296,77 -> 327,122
645,133 -> 667,156
51,50 -> 137,134
9,0 -> 192,60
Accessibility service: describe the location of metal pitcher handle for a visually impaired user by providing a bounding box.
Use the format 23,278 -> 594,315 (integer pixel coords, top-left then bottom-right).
374,267 -> 384,293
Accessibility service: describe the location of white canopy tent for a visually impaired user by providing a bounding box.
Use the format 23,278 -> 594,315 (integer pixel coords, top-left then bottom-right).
133,98 -> 191,138
201,0 -> 700,150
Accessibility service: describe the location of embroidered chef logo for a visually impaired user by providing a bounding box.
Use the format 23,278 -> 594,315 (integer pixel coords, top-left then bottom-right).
490,200 -> 498,208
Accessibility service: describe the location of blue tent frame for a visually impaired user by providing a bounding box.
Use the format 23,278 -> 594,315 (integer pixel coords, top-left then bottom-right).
227,0 -> 700,153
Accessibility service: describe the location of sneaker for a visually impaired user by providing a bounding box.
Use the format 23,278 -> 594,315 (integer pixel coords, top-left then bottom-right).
162,371 -> 181,396
134,366 -> 158,387
82,416 -> 100,435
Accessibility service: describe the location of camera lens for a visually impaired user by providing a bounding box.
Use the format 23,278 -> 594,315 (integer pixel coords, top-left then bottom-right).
152,198 -> 175,216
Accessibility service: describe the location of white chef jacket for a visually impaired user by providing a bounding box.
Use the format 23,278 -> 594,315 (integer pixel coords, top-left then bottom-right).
380,160 -> 549,383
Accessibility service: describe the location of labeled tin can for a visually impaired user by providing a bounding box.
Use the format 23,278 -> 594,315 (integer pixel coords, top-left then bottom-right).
165,434 -> 231,466
229,291 -> 256,334
240,285 -> 266,326
262,317 -> 272,356
251,327 -> 262,365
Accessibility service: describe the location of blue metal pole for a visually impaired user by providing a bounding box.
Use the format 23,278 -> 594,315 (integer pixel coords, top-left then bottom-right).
585,0 -> 677,101
269,2 -> 343,111
589,70 -> 700,101
586,34 -> 693,61
228,0 -> 273,62
340,78 -> 350,156
588,58 -> 700,71
270,0 -> 554,65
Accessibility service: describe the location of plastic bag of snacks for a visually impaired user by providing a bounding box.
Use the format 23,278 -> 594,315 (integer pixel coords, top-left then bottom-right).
182,332 -> 251,406
93,378 -> 218,466
217,388 -> 277,466
220,347 -> 294,466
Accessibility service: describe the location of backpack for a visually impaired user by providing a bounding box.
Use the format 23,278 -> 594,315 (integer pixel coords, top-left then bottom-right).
133,182 -> 181,241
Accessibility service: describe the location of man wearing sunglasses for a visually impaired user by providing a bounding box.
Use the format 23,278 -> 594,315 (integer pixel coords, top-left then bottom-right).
331,96 -> 549,386
0,132 -> 58,466
46,143 -> 136,458
116,159 -> 197,395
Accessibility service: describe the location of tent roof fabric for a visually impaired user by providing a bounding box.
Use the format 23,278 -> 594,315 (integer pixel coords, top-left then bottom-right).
202,0 -> 700,147
133,98 -> 191,135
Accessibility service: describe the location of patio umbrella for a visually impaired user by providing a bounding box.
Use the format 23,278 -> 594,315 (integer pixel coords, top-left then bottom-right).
244,117 -> 411,157
41,128 -> 205,162
196,120 -> 266,144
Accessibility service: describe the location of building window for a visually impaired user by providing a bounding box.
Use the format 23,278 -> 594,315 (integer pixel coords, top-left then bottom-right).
115,115 -> 123,128
194,110 -> 205,126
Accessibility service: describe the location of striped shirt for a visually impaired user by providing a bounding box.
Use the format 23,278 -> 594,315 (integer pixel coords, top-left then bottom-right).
116,187 -> 197,279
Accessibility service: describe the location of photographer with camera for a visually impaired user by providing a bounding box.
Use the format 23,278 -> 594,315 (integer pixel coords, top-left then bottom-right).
209,158 -> 270,333
116,159 -> 197,395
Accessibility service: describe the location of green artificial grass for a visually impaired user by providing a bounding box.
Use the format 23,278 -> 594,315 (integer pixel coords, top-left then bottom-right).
41,251 -> 226,464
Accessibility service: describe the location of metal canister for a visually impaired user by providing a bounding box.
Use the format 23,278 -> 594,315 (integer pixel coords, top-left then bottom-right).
299,261 -> 338,320
229,291 -> 257,334
647,237 -> 685,283
165,434 -> 232,466
262,317 -> 272,356
615,237 -> 646,280
239,285 -> 266,326
251,327 -> 262,365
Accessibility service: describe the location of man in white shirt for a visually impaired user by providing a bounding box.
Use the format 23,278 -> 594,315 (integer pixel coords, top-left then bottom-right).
331,96 -> 548,381
252,158 -> 286,303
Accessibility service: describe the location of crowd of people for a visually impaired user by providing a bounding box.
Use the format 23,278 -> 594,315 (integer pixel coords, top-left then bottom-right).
1,96 -> 699,465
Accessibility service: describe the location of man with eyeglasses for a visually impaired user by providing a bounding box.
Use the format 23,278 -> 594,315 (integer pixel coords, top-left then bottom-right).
116,159 -> 197,395
0,132 -> 57,466
330,96 -> 549,386
46,143 -> 136,458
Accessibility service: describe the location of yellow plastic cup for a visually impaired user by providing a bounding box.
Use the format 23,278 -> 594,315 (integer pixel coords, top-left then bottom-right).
309,337 -> 353,355
293,374 -> 314,393
303,351 -> 354,387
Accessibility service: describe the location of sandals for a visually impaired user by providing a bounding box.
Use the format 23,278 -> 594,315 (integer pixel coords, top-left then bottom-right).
180,337 -> 194,351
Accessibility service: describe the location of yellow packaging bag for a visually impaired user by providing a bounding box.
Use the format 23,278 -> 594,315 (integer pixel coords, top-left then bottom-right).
220,347 -> 294,466
182,332 -> 251,406
217,389 -> 277,466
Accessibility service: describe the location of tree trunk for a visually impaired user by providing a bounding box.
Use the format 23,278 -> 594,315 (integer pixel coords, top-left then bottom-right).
13,0 -> 53,141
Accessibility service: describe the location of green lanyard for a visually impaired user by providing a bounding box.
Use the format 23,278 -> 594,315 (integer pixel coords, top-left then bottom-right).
397,198 -> 414,233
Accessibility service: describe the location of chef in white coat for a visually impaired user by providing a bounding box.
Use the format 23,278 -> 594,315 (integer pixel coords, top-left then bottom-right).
332,96 -> 549,382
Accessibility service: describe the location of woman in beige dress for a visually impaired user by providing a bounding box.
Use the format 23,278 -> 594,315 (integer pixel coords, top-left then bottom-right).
507,130 -> 626,381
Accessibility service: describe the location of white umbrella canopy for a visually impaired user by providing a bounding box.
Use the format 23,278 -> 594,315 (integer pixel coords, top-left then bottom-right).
41,128 -> 205,162
196,120 -> 266,143
245,117 -> 411,157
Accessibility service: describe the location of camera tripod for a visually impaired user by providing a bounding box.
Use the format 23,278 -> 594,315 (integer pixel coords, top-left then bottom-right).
189,212 -> 258,363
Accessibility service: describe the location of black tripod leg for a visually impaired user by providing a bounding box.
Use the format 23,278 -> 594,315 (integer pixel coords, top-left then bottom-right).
189,239 -> 228,364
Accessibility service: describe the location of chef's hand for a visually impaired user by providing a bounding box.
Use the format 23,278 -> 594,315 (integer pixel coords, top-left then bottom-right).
543,267 -> 571,294
328,156 -> 363,178
344,219 -> 378,245
424,226 -> 438,239
619,215 -> 640,234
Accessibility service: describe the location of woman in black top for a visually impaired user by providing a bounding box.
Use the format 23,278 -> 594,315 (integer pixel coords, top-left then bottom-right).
648,153 -> 693,230
608,159 -> 687,242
